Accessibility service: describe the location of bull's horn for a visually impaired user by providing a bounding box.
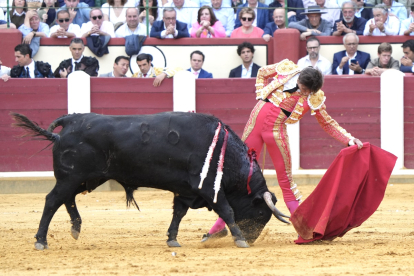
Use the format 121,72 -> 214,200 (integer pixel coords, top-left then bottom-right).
263,192 -> 290,224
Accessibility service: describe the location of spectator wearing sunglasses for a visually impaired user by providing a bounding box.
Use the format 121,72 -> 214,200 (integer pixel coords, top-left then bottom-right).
49,10 -> 81,38
58,0 -> 91,28
230,7 -> 264,38
81,8 -> 115,38
234,0 -> 269,30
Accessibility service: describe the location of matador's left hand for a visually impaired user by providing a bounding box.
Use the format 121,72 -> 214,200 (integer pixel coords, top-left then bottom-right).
353,138 -> 363,150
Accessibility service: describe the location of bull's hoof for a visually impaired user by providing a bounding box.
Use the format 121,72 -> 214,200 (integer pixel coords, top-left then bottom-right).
234,240 -> 249,248
200,228 -> 228,243
71,227 -> 80,240
34,241 -> 49,251
166,240 -> 181,247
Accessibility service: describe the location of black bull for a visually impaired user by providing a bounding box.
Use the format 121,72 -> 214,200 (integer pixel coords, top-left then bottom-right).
12,112 -> 289,250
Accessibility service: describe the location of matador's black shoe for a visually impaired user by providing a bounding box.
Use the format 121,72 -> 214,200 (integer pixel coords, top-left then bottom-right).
200,228 -> 228,243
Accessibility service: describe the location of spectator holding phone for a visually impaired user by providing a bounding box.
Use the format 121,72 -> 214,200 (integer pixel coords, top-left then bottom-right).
332,32 -> 370,75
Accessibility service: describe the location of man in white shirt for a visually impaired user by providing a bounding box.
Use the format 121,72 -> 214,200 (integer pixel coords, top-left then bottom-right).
81,8 -> 115,38
297,37 -> 332,75
229,42 -> 261,78
160,0 -> 198,31
49,10 -> 81,38
115,7 -> 149,37
211,0 -> 234,37
0,58 -> 11,82
9,44 -> 54,79
363,4 -> 400,36
399,5 -> 414,36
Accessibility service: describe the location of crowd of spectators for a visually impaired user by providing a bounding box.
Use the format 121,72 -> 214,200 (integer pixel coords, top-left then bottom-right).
1,0 -> 413,39
1,0 -> 414,79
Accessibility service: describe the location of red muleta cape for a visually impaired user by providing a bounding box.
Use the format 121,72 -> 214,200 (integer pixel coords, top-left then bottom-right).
290,143 -> 397,244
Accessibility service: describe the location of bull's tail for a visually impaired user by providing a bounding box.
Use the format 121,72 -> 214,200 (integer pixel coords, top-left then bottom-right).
11,113 -> 60,143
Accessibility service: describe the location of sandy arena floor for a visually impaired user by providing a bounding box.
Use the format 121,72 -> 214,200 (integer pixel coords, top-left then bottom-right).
1,184 -> 413,276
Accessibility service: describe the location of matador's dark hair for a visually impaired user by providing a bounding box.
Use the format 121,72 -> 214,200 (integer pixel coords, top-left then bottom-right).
298,67 -> 323,93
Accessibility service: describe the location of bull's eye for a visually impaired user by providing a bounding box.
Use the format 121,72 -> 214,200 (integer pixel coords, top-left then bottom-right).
258,211 -> 263,216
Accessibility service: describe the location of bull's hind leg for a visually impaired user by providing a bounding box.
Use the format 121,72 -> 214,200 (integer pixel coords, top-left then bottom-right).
35,181 -> 80,250
166,196 -> 189,247
64,187 -> 86,240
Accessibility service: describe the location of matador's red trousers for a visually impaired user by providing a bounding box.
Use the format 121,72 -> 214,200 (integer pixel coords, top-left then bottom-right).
242,101 -> 302,204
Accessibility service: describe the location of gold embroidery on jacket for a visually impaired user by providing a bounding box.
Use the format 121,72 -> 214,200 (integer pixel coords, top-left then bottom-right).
314,104 -> 354,145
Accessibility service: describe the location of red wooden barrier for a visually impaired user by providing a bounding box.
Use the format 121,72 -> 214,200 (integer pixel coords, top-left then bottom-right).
404,76 -> 414,169
300,75 -> 381,169
0,79 -> 67,171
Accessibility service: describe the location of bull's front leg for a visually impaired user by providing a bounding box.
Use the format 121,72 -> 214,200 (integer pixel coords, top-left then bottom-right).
166,196 -> 189,247
207,193 -> 249,248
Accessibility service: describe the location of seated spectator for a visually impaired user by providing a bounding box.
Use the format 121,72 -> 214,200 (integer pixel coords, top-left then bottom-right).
332,33 -> 370,74
363,4 -> 400,36
365,42 -> 399,75
138,0 -> 158,28
49,9 -> 81,38
382,0 -> 407,21
81,8 -> 115,38
315,0 -> 340,29
229,41 -> 260,78
400,39 -> 414,73
268,0 -> 305,23
289,6 -> 332,40
116,7 -> 149,37
102,0 -> 131,27
332,1 -> 366,36
211,0 -> 235,37
263,8 -> 287,42
38,0 -> 59,28
367,0 -> 410,18
57,0 -> 95,8
10,0 -> 27,29
160,0 -> 198,32
234,0 -> 269,30
53,38 -> 99,77
150,8 -> 190,38
9,44 -> 54,78
99,56 -> 130,77
297,36 -> 332,75
26,0 -> 42,11
58,0 -> 91,28
18,10 -> 50,43
231,7 -> 264,38
191,5 -> 226,37
350,0 -> 374,21
0,58 -> 12,82
187,50 -> 213,78
132,53 -> 183,87
399,4 -> 414,36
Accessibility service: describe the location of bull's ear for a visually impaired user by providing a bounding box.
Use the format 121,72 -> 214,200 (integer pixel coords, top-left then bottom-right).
251,194 -> 263,206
